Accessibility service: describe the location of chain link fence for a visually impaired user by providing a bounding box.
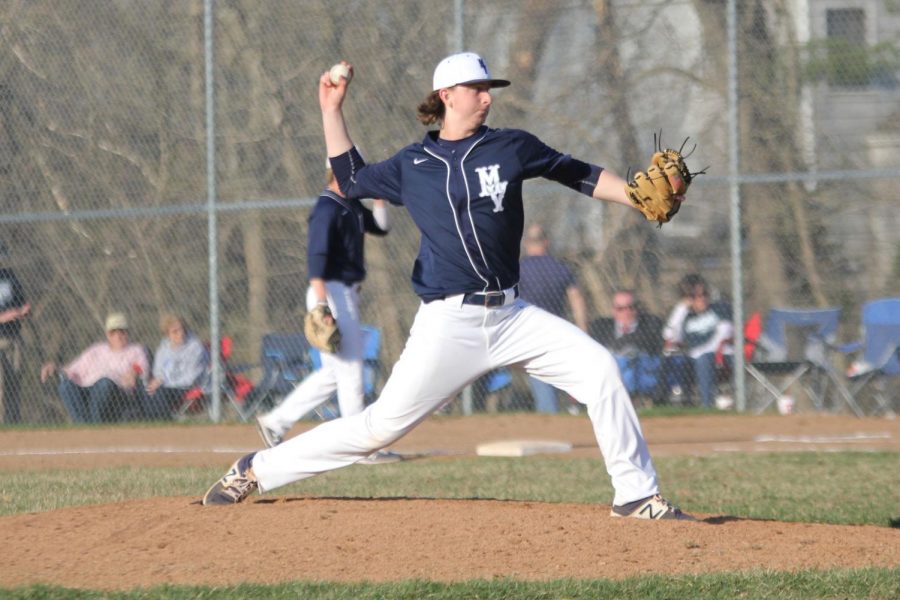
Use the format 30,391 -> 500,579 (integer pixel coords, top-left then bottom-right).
0,0 -> 897,425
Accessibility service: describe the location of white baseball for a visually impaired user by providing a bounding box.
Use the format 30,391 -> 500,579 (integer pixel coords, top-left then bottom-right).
329,63 -> 351,85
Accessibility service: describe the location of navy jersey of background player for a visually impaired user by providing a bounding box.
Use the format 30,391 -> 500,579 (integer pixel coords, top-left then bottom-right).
307,190 -> 387,284
518,256 -> 574,318
330,127 -> 602,301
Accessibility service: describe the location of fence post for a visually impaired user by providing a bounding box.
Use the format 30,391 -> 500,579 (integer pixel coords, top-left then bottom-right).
727,0 -> 746,412
204,0 -> 222,422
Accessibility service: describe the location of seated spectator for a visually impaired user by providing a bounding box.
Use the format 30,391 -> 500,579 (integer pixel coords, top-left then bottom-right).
590,289 -> 665,400
144,313 -> 209,420
662,274 -> 702,403
40,312 -> 150,423
662,275 -> 734,408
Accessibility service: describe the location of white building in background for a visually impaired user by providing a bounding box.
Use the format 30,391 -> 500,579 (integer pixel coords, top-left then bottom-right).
805,1 -> 900,289
807,0 -> 900,164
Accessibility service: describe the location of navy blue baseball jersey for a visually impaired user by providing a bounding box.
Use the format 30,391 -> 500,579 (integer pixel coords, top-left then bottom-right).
307,190 -> 388,285
330,126 -> 602,301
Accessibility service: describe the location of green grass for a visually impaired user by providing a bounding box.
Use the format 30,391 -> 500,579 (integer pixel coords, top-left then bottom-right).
636,405 -> 728,418
2,568 -> 898,599
3,452 -> 898,526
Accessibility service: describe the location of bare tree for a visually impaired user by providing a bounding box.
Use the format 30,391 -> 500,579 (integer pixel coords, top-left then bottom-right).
692,0 -> 840,311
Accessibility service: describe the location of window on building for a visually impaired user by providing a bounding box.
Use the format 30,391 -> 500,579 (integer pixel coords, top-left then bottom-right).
826,9 -> 865,46
821,8 -> 894,87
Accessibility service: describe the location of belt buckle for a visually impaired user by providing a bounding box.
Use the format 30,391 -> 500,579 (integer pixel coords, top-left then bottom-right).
483,291 -> 505,307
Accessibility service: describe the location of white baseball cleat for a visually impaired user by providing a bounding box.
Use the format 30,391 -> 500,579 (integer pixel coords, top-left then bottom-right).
610,494 -> 695,521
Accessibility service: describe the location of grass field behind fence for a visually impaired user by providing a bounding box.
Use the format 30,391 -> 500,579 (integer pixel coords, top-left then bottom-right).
2,450 -> 898,598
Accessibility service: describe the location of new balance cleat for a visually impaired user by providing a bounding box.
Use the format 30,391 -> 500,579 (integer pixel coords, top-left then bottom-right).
610,494 -> 695,521
255,417 -> 283,448
202,452 -> 258,506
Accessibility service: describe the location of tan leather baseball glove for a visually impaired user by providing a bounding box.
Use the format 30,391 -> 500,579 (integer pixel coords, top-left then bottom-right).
625,147 -> 692,225
304,304 -> 341,354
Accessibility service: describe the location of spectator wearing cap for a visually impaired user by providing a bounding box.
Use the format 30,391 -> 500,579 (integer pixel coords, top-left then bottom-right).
0,242 -> 30,423
40,312 -> 149,423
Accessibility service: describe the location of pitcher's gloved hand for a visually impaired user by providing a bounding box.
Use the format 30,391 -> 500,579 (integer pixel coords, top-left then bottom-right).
625,142 -> 695,225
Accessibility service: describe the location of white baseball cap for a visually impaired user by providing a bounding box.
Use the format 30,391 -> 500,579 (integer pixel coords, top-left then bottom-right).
432,52 -> 510,91
105,312 -> 129,331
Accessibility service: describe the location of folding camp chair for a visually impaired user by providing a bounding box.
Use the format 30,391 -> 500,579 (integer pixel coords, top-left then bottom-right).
837,298 -> 900,416
241,332 -> 317,419
745,307 -> 863,416
360,324 -> 384,405
479,368 -> 514,412
704,312 -> 763,410
174,336 -> 257,422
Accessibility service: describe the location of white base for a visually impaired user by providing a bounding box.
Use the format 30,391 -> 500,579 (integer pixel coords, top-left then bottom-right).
475,439 -> 573,457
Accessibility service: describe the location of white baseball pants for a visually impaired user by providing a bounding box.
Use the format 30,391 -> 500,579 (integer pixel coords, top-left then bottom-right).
257,282 -> 365,437
253,293 -> 660,506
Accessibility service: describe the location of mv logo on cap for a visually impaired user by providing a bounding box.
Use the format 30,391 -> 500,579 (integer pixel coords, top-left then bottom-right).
475,164 -> 508,213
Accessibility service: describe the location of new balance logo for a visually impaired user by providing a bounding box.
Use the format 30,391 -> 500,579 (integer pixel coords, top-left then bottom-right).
414,158 -> 428,165
474,164 -> 508,212
639,503 -> 662,519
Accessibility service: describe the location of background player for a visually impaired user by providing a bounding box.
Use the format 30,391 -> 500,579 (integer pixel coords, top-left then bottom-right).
254,160 -> 391,458
204,52 -> 693,520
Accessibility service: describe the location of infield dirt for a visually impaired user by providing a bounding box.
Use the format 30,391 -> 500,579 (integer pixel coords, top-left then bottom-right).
1,413 -> 898,590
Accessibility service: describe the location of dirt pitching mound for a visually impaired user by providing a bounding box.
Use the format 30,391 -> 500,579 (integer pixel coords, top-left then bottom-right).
2,496 -> 898,590
1,414 -> 897,590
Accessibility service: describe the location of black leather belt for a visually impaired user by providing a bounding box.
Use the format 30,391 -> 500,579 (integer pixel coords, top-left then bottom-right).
461,286 -> 518,307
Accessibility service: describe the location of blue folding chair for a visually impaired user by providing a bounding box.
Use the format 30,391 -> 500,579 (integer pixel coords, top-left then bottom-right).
242,333 -> 316,418
462,368 -> 514,413
746,307 -> 862,416
837,298 -> 900,416
360,324 -> 384,405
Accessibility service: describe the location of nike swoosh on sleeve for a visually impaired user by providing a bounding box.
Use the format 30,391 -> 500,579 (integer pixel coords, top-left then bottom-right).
414,158 -> 428,165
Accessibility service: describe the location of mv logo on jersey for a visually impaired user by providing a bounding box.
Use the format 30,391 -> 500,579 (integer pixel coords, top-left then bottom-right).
474,164 -> 508,213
